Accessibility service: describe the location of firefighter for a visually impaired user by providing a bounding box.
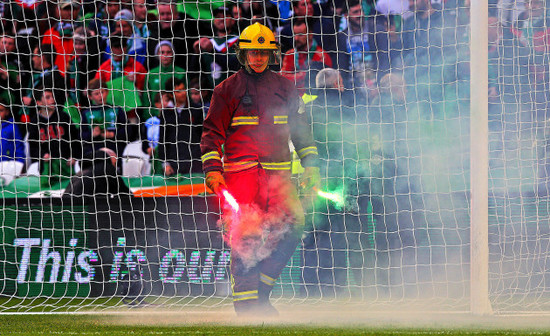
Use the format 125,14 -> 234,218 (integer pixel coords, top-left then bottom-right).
200,22 -> 321,316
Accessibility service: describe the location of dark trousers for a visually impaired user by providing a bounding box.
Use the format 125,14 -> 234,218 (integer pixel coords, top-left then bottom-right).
224,166 -> 304,312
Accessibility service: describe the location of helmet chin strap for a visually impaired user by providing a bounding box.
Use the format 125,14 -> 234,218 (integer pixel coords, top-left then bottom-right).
244,63 -> 255,74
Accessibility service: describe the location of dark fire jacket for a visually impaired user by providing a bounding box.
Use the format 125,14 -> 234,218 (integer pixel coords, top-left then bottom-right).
200,69 -> 319,174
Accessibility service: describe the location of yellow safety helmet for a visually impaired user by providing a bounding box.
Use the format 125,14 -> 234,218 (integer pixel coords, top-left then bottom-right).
235,23 -> 281,71
237,22 -> 279,50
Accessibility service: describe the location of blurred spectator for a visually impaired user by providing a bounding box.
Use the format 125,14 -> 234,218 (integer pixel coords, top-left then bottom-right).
278,0 -> 337,56
143,40 -> 187,110
371,72 -> 408,109
141,91 -> 170,174
188,77 -> 211,117
64,147 -> 132,201
0,9 -> 15,36
512,0 -> 550,109
402,0 -> 439,49
21,43 -> 66,109
0,33 -> 17,66
239,0 -> 280,31
0,97 -> 25,186
27,86 -> 82,187
141,104 -> 161,173
0,2 -> 14,36
335,0 -> 389,87
383,14 -> 405,71
95,34 -> 147,90
401,0 -> 457,57
0,34 -> 20,104
486,15 -> 519,104
401,0 -> 460,111
355,68 -> 380,105
81,78 -> 131,156
131,0 -> 150,40
157,77 -> 203,176
67,26 -> 101,106
375,0 -> 409,15
229,2 -> 250,32
87,0 -> 120,46
0,97 -> 25,165
148,1 -> 203,71
104,9 -> 147,66
281,21 -> 333,92
193,6 -> 240,88
42,0 -> 81,76
3,0 -> 44,36
145,87 -> 173,120
313,67 -> 345,93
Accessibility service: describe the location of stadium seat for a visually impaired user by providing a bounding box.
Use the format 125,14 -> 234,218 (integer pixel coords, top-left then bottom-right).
0,161 -> 25,186
121,141 -> 151,177
25,162 -> 40,177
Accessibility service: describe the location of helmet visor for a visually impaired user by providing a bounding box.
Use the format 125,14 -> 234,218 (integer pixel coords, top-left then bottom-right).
235,47 -> 281,68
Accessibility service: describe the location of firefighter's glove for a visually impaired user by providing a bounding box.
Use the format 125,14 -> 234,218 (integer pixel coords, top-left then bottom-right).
300,167 -> 321,191
205,171 -> 227,196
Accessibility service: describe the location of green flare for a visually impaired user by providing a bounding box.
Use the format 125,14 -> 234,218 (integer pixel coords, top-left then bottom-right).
316,189 -> 345,209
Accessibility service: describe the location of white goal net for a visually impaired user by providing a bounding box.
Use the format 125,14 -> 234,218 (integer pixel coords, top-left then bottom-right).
0,0 -> 548,314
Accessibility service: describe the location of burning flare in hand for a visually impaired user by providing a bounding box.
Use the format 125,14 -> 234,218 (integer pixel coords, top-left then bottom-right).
222,189 -> 240,213
314,187 -> 345,209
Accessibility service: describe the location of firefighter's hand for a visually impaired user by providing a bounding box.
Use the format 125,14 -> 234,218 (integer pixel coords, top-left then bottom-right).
205,171 -> 226,196
300,167 -> 321,191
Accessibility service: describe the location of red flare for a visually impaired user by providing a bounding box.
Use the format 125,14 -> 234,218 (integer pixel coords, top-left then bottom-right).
222,189 -> 240,213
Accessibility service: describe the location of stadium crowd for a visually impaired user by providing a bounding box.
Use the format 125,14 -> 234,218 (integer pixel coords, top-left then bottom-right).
0,0 -> 539,183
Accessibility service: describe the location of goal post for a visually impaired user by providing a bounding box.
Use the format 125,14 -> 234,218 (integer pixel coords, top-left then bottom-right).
470,0 -> 492,315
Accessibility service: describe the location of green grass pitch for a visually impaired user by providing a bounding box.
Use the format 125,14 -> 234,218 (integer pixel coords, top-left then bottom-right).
2,313 -> 550,335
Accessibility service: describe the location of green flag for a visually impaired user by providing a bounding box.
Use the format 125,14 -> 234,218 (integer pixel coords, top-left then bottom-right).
149,0 -> 225,19
106,77 -> 143,112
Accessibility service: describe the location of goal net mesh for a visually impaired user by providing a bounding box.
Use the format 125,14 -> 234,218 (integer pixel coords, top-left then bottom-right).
0,0 -> 547,313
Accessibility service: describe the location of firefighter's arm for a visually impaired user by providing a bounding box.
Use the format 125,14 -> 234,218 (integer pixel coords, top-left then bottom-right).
201,88 -> 232,195
290,93 -> 320,191
200,89 -> 231,174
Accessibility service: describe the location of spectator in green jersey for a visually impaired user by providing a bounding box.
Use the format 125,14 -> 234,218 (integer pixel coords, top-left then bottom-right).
81,78 -> 133,157
143,40 -> 186,117
192,6 -> 240,88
